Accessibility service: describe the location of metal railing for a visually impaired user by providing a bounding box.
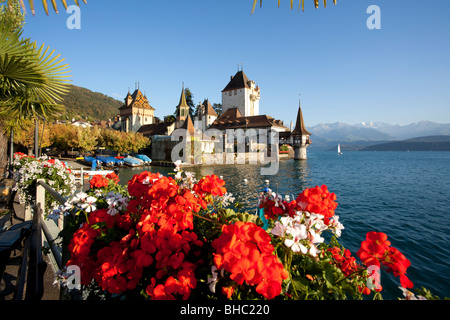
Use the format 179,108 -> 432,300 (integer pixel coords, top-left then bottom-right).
13,170 -> 113,299
14,179 -> 68,300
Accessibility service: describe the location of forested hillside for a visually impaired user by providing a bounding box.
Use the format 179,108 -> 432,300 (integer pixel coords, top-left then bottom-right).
61,85 -> 122,121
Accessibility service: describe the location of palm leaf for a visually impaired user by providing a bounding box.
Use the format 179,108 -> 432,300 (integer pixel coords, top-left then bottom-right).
252,0 -> 337,14
18,0 -> 86,15
0,24 -> 70,120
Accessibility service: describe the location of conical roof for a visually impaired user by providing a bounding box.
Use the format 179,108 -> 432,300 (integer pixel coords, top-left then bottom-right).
292,105 -> 311,136
203,99 -> 217,116
180,114 -> 195,134
177,86 -> 189,109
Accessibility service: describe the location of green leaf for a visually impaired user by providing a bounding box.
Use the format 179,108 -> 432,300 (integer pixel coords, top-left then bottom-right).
292,276 -> 309,292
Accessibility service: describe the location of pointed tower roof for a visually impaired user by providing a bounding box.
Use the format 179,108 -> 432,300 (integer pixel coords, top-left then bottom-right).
180,114 -> 195,134
203,99 -> 217,116
222,70 -> 251,92
176,85 -> 189,109
119,89 -> 154,110
292,102 -> 311,136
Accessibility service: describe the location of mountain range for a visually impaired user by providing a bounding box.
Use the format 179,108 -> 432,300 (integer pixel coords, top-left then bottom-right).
307,121 -> 450,151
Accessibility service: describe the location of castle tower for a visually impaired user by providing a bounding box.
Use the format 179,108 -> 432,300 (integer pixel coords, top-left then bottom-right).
119,87 -> 155,132
194,99 -> 217,132
175,84 -> 191,129
292,98 -> 311,160
221,69 -> 260,117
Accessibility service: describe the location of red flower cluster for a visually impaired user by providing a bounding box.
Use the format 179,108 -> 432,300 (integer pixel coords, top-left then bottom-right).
212,221 -> 288,299
44,158 -> 65,167
328,246 -> 371,295
89,174 -> 110,189
296,185 -> 338,224
68,171 -> 211,299
357,231 -> 413,290
106,172 -> 119,184
14,152 -> 34,159
89,173 -> 119,189
259,185 -> 337,223
259,195 -> 297,220
193,174 -> 226,197
328,247 -> 361,278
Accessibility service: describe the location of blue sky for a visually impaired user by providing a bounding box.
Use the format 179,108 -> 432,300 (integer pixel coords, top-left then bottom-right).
21,0 -> 450,127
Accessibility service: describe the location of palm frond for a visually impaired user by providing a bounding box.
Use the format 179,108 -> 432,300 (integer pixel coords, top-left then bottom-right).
18,0 -> 86,15
252,0 -> 337,14
0,24 -> 70,120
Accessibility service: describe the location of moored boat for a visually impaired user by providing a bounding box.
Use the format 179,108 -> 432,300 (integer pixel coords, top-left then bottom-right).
135,154 -> 152,164
123,156 -> 142,167
97,156 -> 116,167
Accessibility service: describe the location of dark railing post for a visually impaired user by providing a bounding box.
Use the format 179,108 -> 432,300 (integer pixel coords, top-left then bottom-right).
25,181 -> 47,300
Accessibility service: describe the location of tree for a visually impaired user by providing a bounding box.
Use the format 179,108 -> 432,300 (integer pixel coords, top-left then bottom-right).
0,21 -> 70,173
213,103 -> 222,117
49,123 -> 77,151
75,125 -> 100,153
184,87 -> 195,118
14,119 -> 51,154
0,0 -> 25,32
98,129 -> 150,156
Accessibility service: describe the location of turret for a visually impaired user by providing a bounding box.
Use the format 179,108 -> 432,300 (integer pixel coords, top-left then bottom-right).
291,97 -> 311,160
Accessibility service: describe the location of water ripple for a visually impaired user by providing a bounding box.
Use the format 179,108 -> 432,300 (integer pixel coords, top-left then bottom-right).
118,151 -> 450,299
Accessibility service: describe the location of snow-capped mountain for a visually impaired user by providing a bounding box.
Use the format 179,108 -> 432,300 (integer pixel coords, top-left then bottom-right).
306,121 -> 450,151
354,121 -> 450,140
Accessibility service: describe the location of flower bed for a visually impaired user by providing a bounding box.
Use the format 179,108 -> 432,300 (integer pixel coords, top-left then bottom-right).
12,152 -> 76,214
48,162 -> 444,301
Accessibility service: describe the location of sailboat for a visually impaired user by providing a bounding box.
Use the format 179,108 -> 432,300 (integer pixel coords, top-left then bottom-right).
337,144 -> 343,155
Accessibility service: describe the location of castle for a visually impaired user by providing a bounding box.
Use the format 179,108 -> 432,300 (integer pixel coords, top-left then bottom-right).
116,69 -> 311,162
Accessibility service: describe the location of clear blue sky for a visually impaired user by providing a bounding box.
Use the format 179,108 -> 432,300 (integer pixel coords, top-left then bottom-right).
21,0 -> 450,127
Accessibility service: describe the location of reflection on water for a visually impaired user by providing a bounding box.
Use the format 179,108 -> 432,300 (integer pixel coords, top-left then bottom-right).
117,159 -> 312,212
116,152 -> 450,298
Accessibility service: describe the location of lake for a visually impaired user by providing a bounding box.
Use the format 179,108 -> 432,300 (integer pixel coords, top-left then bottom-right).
117,151 -> 450,299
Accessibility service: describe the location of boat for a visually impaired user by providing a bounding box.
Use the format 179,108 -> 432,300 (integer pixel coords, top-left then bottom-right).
98,156 -> 124,167
96,156 -> 116,167
84,156 -> 102,170
123,156 -> 142,167
338,144 -> 343,155
135,154 -> 152,165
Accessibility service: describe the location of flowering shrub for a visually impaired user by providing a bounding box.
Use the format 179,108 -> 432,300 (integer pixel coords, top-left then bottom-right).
12,152 -> 76,214
54,165 -> 441,300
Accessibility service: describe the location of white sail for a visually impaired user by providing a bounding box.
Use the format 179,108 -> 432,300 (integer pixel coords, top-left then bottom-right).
338,144 -> 342,154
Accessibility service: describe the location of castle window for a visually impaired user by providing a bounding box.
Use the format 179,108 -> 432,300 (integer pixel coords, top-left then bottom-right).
234,90 -> 237,95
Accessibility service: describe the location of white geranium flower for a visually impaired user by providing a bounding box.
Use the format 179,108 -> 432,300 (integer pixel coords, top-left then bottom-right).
81,196 -> 97,213
271,220 -> 287,237
71,192 -> 88,204
173,160 -> 182,172
285,224 -> 308,253
329,215 -> 345,237
207,266 -> 220,294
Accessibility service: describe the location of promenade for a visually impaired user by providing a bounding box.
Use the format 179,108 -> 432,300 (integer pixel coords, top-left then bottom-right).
0,183 -> 60,300
0,158 -> 91,300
